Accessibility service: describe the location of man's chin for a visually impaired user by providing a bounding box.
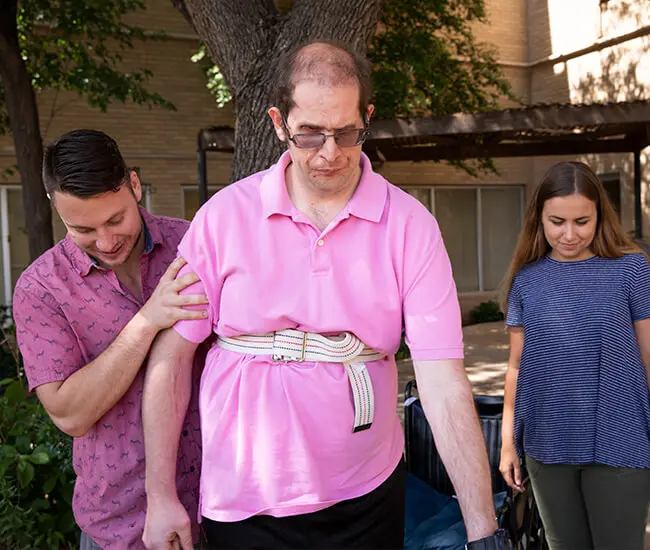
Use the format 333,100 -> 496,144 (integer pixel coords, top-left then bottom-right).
310,171 -> 354,191
93,246 -> 131,268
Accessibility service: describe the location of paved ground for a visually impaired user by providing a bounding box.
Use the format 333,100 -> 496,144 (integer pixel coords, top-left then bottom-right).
396,321 -> 650,549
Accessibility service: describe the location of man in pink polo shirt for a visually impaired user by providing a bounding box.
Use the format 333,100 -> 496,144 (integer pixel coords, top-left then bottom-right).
13,130 -> 208,550
143,41 -> 508,550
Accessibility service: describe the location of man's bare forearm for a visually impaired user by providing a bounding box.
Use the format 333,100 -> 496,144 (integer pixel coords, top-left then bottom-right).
143,328 -> 198,499
39,312 -> 159,437
413,359 -> 497,542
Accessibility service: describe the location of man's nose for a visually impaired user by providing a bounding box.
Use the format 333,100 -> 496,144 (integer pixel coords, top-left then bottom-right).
319,134 -> 342,161
95,230 -> 116,251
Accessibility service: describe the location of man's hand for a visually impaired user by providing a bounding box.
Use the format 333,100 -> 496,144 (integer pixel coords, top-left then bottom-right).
139,257 -> 208,331
143,496 -> 193,550
499,444 -> 524,492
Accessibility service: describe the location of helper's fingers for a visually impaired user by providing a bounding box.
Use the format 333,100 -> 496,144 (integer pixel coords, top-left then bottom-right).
175,308 -> 209,321
172,272 -> 201,292
162,257 -> 187,283
169,293 -> 209,306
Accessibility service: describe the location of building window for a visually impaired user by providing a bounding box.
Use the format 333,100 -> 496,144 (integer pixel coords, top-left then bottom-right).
402,185 -> 525,292
600,172 -> 621,217
181,185 -> 226,220
1,187 -> 30,306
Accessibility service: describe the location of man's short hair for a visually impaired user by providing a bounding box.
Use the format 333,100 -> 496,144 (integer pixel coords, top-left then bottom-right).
43,129 -> 129,198
272,40 -> 373,121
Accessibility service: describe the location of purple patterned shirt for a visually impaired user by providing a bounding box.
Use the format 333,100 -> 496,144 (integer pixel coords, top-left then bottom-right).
13,208 -> 202,550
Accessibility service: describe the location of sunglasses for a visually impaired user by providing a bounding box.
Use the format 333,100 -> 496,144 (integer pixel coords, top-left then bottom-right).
281,115 -> 369,150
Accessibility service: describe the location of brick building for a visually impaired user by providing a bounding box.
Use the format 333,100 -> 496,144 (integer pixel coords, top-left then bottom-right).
0,0 -> 648,314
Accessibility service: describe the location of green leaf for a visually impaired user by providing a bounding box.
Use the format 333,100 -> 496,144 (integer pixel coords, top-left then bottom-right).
25,450 -> 50,465
31,497 -> 51,512
60,480 -> 74,506
0,444 -> 19,474
17,458 -> 35,488
13,435 -> 32,454
43,474 -> 57,494
4,379 -> 26,403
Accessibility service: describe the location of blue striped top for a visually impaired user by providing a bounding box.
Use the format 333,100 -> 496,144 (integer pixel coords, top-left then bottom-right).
506,253 -> 650,468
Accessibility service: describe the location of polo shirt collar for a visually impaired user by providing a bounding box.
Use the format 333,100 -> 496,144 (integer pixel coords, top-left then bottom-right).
65,206 -> 161,277
345,153 -> 387,223
260,151 -> 387,223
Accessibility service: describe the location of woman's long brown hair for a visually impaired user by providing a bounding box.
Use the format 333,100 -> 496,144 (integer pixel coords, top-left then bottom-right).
499,161 -> 646,313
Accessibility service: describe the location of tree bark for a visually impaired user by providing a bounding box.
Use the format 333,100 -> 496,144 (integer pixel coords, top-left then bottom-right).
175,0 -> 383,182
0,0 -> 53,262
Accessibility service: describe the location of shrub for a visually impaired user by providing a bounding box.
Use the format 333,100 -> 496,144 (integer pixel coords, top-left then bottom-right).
0,325 -> 78,550
468,300 -> 505,325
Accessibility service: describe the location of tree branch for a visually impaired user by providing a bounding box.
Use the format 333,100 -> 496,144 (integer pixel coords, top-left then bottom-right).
176,0 -> 279,94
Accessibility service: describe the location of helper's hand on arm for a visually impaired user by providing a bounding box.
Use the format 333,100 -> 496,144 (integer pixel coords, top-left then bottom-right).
33,258 -> 207,438
413,358 -> 498,543
139,256 -> 209,331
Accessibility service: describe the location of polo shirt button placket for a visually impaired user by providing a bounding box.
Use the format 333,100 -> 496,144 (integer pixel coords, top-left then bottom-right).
311,236 -> 330,275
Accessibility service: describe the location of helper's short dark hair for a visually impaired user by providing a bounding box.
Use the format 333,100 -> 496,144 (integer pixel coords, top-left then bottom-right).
272,40 -> 373,121
43,129 -> 129,198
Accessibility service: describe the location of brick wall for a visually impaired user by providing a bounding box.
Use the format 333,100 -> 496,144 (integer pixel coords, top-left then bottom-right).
4,0 -> 650,299
0,0 -> 229,221
527,0 -> 650,235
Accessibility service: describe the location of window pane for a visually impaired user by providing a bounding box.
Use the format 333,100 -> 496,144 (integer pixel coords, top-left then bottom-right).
7,189 -> 30,288
601,176 -> 621,218
481,188 -> 522,291
402,187 -> 432,212
183,187 -> 223,220
434,189 -> 478,292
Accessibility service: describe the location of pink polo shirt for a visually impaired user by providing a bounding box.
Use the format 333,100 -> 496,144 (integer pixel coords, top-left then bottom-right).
13,208 -> 202,550
174,152 -> 463,522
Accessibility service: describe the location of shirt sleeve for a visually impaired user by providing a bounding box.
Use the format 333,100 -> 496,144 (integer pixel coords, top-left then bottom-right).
506,273 -> 524,327
173,204 -> 220,344
12,278 -> 85,391
629,254 -> 650,322
402,208 -> 464,361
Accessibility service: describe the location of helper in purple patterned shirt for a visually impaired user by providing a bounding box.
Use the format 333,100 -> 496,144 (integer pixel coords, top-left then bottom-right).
12,129 -> 209,550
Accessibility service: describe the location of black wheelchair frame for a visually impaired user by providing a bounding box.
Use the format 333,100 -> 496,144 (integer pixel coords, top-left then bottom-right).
403,380 -> 548,550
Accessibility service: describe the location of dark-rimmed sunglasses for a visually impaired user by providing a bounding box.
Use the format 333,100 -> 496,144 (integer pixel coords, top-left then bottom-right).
281,114 -> 369,150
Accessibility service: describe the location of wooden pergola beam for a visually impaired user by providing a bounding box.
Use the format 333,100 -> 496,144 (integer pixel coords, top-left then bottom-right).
371,136 -> 646,162
368,101 -> 650,141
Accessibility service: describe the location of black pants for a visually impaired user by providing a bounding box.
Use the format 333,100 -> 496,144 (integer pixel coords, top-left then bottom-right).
202,459 -> 406,549
526,455 -> 650,550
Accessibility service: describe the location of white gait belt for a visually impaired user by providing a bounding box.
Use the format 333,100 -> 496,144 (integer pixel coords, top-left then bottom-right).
216,329 -> 385,432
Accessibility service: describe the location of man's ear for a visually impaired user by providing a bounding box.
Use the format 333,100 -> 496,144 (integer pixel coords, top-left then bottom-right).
365,104 -> 375,125
268,107 -> 287,143
128,171 -> 143,203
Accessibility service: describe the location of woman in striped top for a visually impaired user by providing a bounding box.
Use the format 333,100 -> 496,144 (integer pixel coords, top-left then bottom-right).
499,161 -> 650,550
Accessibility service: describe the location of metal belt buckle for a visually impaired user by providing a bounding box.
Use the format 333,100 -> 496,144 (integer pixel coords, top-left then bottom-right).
272,331 -> 307,362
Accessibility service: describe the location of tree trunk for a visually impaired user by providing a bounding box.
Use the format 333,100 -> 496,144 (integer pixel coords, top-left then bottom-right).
174,0 -> 383,182
0,0 -> 53,262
